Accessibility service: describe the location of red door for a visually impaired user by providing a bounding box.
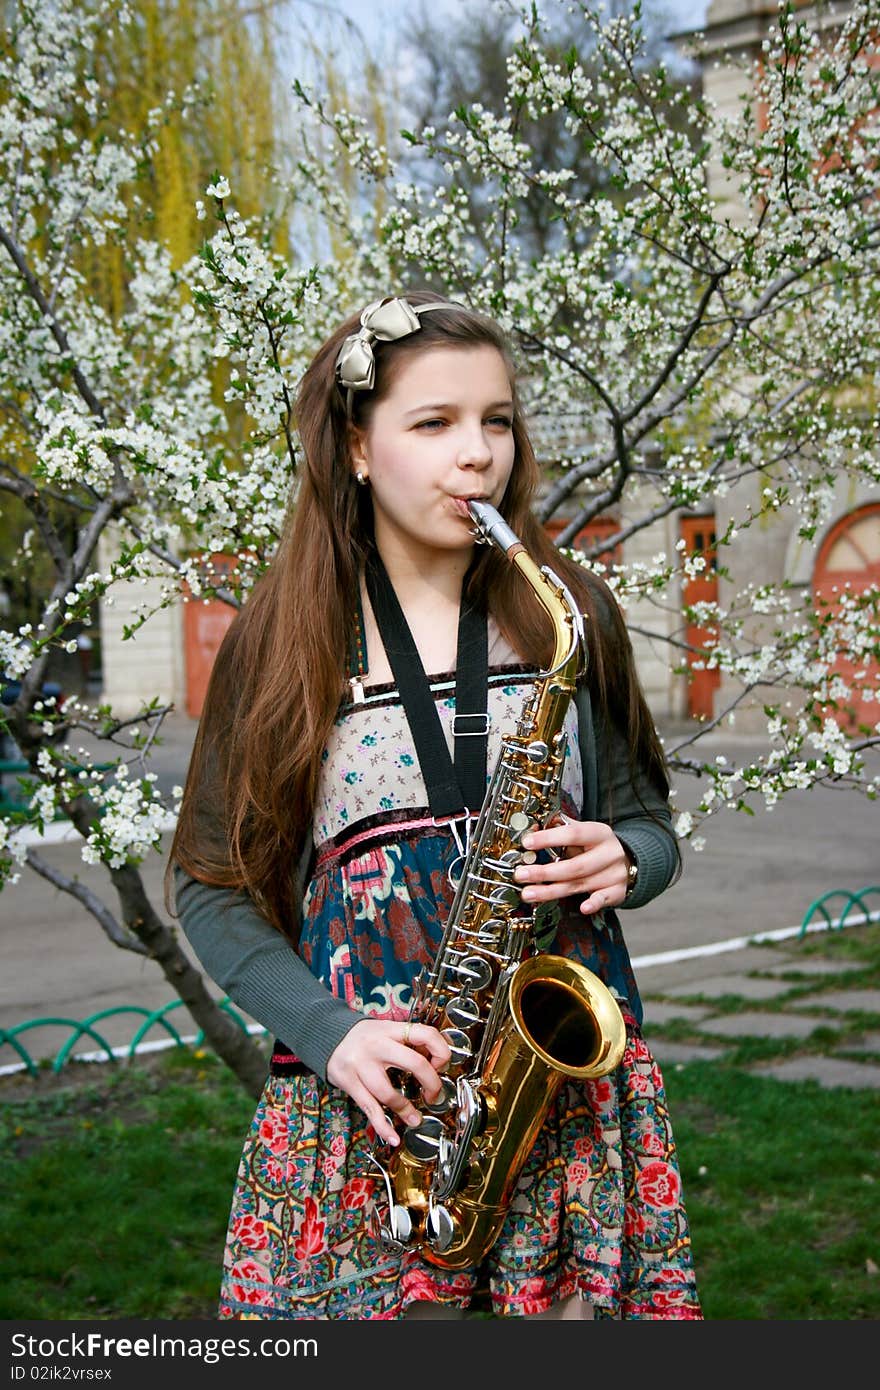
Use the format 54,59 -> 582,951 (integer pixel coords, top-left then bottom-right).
812,503 -> 880,732
544,516 -> 622,576
680,516 -> 720,721
182,554 -> 237,718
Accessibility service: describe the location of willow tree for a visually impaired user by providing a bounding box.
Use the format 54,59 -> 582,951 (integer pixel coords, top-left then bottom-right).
81,0 -> 289,317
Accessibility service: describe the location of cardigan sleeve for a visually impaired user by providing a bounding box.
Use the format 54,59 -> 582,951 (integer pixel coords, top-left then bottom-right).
575,684 -> 680,911
173,865 -> 363,1079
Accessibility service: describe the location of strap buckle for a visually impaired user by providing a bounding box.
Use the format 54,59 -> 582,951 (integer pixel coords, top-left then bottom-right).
431,808 -> 474,830
432,809 -> 478,887
452,712 -> 491,737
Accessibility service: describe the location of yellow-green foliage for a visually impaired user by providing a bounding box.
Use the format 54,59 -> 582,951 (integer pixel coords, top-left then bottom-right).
82,0 -> 289,318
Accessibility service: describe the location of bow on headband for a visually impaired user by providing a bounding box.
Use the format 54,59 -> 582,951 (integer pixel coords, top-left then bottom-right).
335,296 -> 448,414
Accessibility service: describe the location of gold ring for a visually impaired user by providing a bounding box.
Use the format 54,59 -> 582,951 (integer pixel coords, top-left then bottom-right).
402,1021 -> 413,1045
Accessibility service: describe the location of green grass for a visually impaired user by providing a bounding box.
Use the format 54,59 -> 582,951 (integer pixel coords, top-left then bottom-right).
645,922 -> 880,1069
0,1048 -> 255,1320
665,1064 -> 880,1319
1,1029 -> 878,1320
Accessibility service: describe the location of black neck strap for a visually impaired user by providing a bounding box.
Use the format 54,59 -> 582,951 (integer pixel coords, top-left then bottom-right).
364,550 -> 488,818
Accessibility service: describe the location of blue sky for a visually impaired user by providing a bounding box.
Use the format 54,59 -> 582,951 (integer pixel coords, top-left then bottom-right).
307,1 -> 713,93
331,0 -> 713,40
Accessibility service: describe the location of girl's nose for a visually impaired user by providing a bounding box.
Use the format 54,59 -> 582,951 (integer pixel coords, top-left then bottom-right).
457,426 -> 493,469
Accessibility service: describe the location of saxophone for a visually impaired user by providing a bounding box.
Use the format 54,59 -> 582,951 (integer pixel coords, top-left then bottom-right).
369,499 -> 626,1270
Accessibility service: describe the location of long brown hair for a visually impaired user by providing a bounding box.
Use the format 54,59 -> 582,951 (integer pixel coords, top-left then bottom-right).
168,291 -> 671,939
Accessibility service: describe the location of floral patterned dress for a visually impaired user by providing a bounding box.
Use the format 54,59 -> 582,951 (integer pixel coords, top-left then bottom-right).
217,649 -> 702,1320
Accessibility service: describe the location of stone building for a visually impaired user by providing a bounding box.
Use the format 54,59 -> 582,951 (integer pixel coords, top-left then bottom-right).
674,0 -> 878,729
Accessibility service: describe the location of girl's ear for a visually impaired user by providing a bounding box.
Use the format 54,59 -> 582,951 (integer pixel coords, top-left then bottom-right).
348,426 -> 368,480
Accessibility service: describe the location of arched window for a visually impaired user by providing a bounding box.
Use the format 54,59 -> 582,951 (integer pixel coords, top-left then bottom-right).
812,503 -> 880,732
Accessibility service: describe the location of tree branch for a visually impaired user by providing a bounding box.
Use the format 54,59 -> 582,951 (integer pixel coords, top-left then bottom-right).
0,222 -> 107,423
621,265 -> 730,424
24,847 -> 149,954
0,473 -> 70,575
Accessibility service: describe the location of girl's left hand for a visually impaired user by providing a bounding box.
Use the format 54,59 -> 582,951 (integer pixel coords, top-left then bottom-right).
513,816 -> 631,916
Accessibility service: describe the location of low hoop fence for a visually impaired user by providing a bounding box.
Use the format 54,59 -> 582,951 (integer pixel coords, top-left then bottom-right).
0,998 -> 265,1078
798,885 -> 880,939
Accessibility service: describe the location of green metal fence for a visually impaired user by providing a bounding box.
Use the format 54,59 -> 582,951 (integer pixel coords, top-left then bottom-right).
0,999 -> 262,1077
797,885 -> 880,938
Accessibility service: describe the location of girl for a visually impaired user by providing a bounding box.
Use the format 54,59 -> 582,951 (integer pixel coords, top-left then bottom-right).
169,291 -> 702,1320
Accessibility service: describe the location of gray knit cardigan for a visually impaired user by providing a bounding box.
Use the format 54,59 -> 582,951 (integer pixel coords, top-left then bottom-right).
174,684 -> 679,1079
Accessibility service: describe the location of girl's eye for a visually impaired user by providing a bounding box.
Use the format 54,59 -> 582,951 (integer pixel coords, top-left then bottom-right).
414,415 -> 512,431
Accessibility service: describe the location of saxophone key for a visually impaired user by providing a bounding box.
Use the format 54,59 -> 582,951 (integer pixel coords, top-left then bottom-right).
509,815 -> 541,854
445,994 -> 481,1030
521,770 -> 554,789
403,1115 -> 446,1161
474,916 -> 506,942
389,1205 -> 413,1244
427,1204 -> 456,1253
483,849 -> 525,876
451,955 -> 493,990
421,1076 -> 457,1116
441,1027 -> 473,1068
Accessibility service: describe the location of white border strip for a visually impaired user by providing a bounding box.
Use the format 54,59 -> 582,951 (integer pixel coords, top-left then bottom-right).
630,908 -> 880,969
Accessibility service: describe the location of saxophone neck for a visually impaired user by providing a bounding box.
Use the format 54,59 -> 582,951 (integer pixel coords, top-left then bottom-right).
515,551 -> 585,684
468,499 -> 585,683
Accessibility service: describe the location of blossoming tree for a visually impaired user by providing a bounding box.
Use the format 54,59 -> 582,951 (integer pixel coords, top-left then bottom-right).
1,0 -> 878,1093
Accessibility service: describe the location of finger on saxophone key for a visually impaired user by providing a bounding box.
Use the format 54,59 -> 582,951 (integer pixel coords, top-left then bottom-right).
520,823 -> 564,859
405,1021 -> 453,1072
390,1091 -> 423,1128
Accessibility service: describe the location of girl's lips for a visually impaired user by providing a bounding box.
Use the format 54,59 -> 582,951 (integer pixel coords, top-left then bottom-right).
450,496 -> 482,518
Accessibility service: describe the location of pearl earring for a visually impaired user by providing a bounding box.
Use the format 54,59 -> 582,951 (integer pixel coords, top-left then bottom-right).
355,470 -> 368,486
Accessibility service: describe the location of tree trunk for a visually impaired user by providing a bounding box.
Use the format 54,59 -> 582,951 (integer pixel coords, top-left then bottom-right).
107,860 -> 268,1097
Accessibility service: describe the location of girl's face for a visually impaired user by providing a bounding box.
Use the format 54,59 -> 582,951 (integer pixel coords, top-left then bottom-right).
351,344 -> 516,568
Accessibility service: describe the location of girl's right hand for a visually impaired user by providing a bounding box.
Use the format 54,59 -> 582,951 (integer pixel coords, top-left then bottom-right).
326,1017 -> 451,1148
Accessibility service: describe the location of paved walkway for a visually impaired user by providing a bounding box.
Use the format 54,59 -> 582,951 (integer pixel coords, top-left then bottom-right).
638,935 -> 880,1090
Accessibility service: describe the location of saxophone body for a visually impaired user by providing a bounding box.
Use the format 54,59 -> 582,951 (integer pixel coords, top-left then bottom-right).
369,500 -> 626,1270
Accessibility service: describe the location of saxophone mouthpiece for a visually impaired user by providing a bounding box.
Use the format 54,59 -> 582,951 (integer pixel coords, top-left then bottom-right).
467,500 -> 521,557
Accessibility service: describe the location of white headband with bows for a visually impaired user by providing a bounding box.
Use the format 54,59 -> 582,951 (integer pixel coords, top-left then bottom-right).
335,296 -> 449,415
